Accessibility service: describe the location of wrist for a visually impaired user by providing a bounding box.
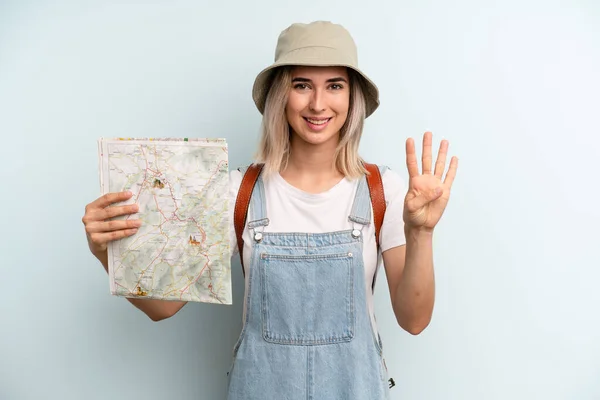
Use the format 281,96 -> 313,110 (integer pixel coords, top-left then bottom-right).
404,225 -> 434,240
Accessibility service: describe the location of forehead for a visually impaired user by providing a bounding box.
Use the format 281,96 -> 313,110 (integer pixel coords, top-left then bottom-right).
290,66 -> 349,79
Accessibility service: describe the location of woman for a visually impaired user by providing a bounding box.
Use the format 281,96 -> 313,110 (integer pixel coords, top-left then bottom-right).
82,21 -> 458,399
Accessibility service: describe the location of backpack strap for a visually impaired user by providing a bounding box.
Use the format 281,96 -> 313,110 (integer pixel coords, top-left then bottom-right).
364,162 -> 387,292
233,162 -> 386,277
363,162 -> 386,252
233,163 -> 263,275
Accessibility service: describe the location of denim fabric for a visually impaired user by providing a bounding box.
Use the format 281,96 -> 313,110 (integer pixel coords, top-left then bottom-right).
227,169 -> 390,400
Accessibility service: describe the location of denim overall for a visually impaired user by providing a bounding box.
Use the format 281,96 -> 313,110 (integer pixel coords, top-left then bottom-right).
227,168 -> 390,400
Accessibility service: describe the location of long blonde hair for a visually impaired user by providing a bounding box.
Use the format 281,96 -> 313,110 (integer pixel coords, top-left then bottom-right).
254,66 -> 369,179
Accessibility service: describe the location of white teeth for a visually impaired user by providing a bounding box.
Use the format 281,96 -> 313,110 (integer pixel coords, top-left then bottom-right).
306,118 -> 329,125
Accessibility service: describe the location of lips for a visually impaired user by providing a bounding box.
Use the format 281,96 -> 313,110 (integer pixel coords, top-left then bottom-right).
304,117 -> 331,125
302,116 -> 332,131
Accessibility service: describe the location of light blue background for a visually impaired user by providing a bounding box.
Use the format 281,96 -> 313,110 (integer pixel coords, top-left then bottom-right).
1,1 -> 599,399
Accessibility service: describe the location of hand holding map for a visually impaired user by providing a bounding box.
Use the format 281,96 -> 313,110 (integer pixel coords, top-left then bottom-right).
84,191 -> 142,254
96,138 -> 231,305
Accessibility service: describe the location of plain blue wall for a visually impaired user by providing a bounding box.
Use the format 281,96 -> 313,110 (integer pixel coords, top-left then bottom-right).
1,1 -> 599,399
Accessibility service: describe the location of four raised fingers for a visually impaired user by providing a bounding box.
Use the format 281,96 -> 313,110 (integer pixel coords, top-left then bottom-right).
405,138 -> 420,178
444,156 -> 459,187
406,132 -> 458,188
421,131 -> 433,175
434,139 -> 449,179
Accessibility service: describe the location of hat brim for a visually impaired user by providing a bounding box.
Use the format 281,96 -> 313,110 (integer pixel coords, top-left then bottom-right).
252,58 -> 379,118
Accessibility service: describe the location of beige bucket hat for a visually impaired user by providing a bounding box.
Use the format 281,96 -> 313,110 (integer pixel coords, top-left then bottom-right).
252,21 -> 380,118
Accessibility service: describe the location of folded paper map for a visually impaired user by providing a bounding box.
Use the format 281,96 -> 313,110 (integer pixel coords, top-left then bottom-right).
98,137 -> 231,304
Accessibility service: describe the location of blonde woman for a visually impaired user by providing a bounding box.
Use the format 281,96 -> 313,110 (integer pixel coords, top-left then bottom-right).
82,21 -> 458,399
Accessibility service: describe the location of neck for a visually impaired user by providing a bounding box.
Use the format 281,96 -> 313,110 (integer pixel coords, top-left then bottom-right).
279,133 -> 344,193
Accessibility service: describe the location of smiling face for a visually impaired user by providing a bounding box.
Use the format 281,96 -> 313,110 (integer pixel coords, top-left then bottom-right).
285,66 -> 351,148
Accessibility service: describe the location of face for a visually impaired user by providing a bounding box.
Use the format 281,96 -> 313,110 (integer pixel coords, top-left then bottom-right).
285,66 -> 350,147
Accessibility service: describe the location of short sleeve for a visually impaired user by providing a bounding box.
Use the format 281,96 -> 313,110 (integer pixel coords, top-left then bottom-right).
379,167 -> 408,252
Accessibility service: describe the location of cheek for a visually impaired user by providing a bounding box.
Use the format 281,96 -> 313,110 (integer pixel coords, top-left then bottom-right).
333,95 -> 350,117
285,94 -> 306,116
285,106 -> 299,129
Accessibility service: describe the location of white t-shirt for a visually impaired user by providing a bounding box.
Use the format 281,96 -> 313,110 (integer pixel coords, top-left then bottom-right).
227,166 -> 408,334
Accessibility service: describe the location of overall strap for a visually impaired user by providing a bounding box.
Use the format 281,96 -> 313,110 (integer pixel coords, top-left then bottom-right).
233,162 -> 387,277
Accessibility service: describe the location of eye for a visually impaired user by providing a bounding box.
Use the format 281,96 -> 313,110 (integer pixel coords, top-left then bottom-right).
329,83 -> 344,90
293,83 -> 310,90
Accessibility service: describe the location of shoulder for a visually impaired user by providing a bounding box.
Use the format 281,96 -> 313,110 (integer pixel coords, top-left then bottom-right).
228,165 -> 248,195
229,163 -> 268,190
381,166 -> 406,189
230,166 -> 244,182
368,165 -> 407,202
227,168 -> 243,205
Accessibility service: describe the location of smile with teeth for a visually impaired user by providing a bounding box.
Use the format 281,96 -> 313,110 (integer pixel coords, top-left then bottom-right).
304,117 -> 331,125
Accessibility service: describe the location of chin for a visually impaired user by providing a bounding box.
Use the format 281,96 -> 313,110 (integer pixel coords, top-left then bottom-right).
291,120 -> 342,146
295,130 -> 339,146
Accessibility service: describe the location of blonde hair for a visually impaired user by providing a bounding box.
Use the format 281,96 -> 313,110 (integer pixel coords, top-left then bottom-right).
254,66 -> 369,179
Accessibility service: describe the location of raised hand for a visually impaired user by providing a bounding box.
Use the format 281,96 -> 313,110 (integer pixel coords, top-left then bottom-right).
403,131 -> 458,232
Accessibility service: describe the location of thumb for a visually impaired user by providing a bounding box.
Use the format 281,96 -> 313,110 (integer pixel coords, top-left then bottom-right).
406,186 -> 443,211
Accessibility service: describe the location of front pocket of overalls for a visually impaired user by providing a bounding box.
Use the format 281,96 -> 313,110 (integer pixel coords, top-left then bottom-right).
259,252 -> 355,345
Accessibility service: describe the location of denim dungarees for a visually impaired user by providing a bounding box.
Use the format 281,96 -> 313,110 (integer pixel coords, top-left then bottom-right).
227,167 -> 390,400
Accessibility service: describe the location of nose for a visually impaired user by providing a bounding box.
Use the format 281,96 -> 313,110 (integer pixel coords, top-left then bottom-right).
309,88 -> 325,112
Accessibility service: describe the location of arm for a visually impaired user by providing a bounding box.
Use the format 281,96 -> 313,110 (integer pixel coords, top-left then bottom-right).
83,191 -> 187,322
382,227 -> 434,335
383,131 -> 458,335
95,250 -> 187,322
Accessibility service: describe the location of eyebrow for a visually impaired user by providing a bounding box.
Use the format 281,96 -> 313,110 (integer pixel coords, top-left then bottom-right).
292,77 -> 348,83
